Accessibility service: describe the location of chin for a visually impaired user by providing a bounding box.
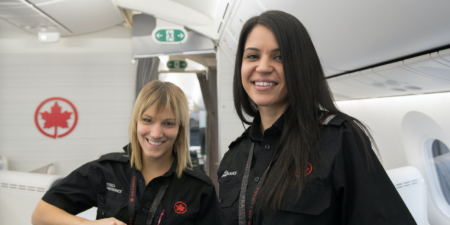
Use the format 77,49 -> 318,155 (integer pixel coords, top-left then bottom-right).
143,148 -> 171,160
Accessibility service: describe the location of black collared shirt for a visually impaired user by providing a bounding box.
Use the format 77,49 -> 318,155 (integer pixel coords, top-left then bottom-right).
43,146 -> 221,225
218,111 -> 416,225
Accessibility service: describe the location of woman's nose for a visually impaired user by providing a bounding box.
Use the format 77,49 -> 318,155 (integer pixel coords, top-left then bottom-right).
255,56 -> 273,74
150,124 -> 164,139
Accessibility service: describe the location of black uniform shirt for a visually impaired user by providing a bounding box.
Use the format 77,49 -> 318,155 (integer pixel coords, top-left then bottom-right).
42,146 -> 221,225
218,111 -> 417,225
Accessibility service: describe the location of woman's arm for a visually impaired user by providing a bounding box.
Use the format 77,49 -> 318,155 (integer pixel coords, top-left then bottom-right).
32,200 -> 126,225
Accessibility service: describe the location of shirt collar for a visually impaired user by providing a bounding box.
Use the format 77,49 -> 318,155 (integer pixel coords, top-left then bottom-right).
249,108 -> 288,141
162,155 -> 177,177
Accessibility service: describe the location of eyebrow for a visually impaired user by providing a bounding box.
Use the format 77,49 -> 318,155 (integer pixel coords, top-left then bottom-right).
141,114 -> 176,121
244,47 -> 280,52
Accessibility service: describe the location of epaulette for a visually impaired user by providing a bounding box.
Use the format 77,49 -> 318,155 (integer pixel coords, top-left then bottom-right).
99,152 -> 130,163
320,114 -> 346,126
228,128 -> 249,149
184,168 -> 212,185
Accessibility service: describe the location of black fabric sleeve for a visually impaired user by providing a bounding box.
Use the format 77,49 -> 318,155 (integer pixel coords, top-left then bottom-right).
42,161 -> 98,215
332,123 -> 417,225
195,183 -> 222,225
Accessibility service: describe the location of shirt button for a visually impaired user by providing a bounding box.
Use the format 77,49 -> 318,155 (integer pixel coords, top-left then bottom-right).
139,179 -> 143,183
142,207 -> 147,212
265,145 -> 270,150
101,211 -> 105,216
255,177 -> 260,182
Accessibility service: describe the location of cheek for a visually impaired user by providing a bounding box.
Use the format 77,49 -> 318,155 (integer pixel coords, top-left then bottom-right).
136,123 -> 147,136
167,128 -> 179,142
241,63 -> 252,81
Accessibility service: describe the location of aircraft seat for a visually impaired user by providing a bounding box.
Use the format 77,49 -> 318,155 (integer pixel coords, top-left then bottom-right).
386,166 -> 429,225
0,170 -> 96,224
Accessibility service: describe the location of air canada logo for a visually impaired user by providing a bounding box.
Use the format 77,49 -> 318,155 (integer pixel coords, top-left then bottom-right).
174,201 -> 187,214
34,97 -> 78,139
296,163 -> 313,177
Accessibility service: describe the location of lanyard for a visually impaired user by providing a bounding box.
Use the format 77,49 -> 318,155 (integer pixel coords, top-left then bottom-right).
238,113 -> 329,224
238,142 -> 277,225
128,169 -> 171,225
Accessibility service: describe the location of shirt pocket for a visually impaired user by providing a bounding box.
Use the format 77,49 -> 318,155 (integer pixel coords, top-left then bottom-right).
283,185 -> 331,214
96,194 -> 128,221
219,185 -> 240,224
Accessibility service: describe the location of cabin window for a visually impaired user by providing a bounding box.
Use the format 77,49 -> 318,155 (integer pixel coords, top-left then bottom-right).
429,139 -> 450,207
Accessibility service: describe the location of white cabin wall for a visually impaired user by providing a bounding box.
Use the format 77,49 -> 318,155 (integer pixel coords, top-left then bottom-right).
217,47 -> 245,160
0,22 -> 136,175
336,93 -> 450,170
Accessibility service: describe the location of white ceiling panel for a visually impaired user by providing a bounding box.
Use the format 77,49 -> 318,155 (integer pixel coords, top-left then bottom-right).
171,0 -> 219,19
259,0 -> 450,76
0,4 -> 38,16
33,0 -> 123,34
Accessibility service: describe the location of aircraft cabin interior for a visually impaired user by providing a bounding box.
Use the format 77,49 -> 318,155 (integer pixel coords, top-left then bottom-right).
1,0 -> 450,224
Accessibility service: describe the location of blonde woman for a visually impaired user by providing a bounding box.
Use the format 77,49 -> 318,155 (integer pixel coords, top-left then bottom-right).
32,81 -> 220,225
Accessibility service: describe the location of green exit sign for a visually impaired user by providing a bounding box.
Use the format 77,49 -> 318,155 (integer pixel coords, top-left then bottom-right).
152,27 -> 188,45
167,60 -> 187,69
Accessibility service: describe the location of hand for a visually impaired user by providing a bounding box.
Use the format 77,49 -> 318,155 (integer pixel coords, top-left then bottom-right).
80,218 -> 127,225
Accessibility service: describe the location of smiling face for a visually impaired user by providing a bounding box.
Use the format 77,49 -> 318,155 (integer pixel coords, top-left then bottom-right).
241,25 -> 289,110
137,105 -> 179,162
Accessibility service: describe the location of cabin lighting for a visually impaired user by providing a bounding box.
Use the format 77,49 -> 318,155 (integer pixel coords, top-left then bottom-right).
38,32 -> 60,43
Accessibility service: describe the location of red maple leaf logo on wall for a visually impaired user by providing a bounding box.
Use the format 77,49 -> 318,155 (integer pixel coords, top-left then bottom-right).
35,97 -> 78,139
40,102 -> 72,135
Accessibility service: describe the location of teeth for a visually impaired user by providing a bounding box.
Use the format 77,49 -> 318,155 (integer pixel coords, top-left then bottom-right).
255,82 -> 275,86
148,139 -> 162,145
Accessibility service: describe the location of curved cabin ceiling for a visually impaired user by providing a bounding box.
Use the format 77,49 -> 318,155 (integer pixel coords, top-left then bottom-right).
1,0 -> 449,78
256,0 -> 450,76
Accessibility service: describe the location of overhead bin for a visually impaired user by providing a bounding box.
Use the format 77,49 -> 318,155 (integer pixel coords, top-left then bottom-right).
349,70 -> 404,97
327,48 -> 450,101
327,75 -> 376,99
438,48 -> 450,63
403,54 -> 450,83
372,61 -> 449,91
431,48 -> 450,65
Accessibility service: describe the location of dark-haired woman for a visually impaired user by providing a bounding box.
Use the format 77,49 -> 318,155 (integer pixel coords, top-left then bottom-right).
218,10 -> 416,225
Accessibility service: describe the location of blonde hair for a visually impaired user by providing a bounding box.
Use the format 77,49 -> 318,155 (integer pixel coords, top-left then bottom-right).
128,80 -> 191,177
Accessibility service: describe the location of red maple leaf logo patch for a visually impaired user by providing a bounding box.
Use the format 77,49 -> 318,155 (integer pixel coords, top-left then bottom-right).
40,102 -> 72,129
174,201 -> 187,214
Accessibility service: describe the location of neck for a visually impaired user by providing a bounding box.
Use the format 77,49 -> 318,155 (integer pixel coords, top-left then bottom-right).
259,103 -> 289,133
141,153 -> 174,185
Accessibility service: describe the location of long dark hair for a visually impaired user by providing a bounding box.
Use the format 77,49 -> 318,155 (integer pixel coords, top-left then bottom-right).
233,10 -> 377,211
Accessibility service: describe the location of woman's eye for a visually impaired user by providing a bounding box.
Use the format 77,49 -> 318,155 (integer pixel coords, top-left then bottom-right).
274,55 -> 282,60
246,54 -> 259,59
164,122 -> 176,126
143,118 -> 151,123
